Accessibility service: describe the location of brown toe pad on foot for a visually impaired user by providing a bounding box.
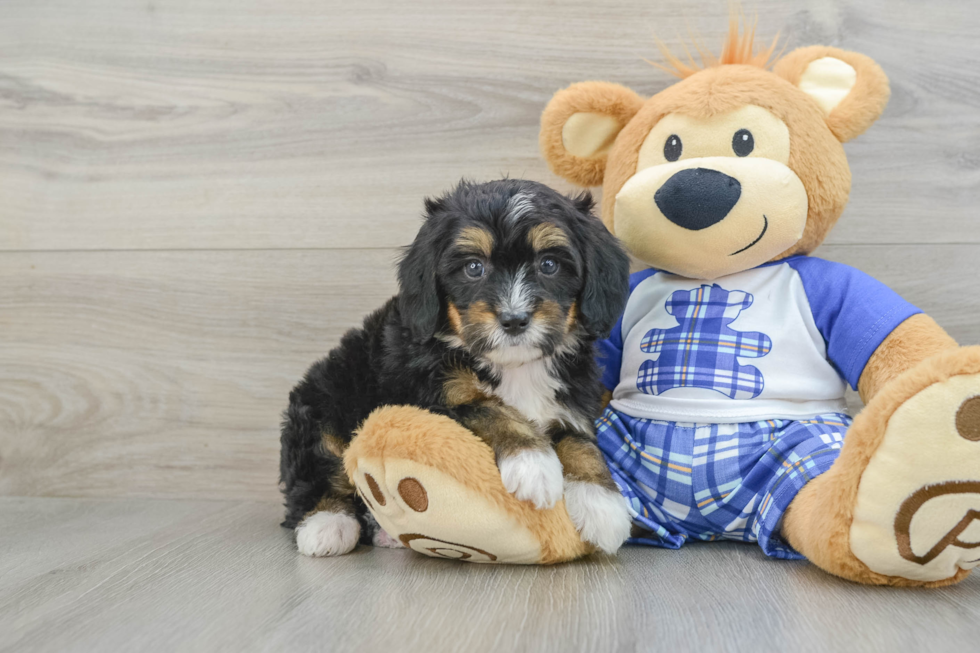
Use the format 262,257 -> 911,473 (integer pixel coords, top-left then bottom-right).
344,405 -> 592,565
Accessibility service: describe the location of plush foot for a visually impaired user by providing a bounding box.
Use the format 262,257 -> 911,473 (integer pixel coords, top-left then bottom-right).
498,448 -> 564,510
344,405 -> 591,564
850,367 -> 980,583
563,481 -> 632,554
295,511 -> 360,557
785,347 -> 980,586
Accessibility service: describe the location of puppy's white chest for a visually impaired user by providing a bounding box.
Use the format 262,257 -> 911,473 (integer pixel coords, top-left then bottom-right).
491,359 -> 565,426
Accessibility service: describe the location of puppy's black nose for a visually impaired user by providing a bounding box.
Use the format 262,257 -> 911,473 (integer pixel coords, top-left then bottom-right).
499,312 -> 530,336
654,168 -> 741,231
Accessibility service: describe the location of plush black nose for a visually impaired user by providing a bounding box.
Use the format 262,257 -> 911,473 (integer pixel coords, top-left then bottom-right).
654,168 -> 742,231
499,312 -> 530,336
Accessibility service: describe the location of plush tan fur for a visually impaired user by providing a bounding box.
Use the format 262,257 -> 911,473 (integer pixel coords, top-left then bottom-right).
539,81 -> 644,187
858,314 -> 959,403
345,405 -> 592,564
540,40 -> 890,261
783,346 -> 980,586
649,13 -> 781,79
538,19 -> 978,585
773,46 -> 891,143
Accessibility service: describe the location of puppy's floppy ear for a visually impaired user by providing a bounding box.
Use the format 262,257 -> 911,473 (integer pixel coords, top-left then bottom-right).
540,82 -> 644,187
773,46 -> 890,143
575,194 -> 630,339
398,207 -> 443,342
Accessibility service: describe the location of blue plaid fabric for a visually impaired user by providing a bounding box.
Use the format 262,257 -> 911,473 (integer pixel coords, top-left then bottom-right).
595,406 -> 851,559
637,284 -> 772,399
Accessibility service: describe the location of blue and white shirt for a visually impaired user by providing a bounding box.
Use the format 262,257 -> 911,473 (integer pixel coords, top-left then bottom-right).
597,256 -> 921,423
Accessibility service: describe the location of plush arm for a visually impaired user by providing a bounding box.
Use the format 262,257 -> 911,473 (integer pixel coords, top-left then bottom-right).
857,313 -> 959,403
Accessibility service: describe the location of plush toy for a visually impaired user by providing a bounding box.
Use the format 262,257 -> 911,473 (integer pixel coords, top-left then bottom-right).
345,19 -> 980,585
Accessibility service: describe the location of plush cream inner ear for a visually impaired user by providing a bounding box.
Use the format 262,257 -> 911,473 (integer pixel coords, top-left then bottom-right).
798,56 -> 857,114
562,112 -> 623,158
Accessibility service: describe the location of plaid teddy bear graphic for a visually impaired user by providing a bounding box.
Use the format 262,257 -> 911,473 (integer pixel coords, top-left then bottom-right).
637,284 -> 772,399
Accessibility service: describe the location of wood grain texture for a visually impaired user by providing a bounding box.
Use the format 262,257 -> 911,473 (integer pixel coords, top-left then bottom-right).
1,497 -> 978,653
1,244 -> 978,500
3,2 -> 979,647
0,248 -> 398,499
1,0 -> 979,251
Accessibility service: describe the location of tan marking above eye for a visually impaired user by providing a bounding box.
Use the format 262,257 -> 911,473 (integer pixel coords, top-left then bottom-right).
455,227 -> 494,258
398,477 -> 429,512
637,105 -> 791,171
956,396 -> 980,442
527,223 -> 570,251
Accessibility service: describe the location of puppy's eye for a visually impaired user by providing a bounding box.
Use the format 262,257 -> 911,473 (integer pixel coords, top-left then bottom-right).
463,259 -> 485,279
664,134 -> 682,162
733,129 -> 754,157
539,257 -> 559,276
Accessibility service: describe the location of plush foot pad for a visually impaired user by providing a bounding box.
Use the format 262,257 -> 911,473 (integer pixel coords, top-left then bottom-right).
344,405 -> 592,564
296,511 -> 360,557
851,372 -> 980,582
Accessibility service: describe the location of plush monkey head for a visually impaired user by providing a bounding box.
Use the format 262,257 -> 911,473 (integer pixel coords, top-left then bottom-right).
540,22 -> 890,280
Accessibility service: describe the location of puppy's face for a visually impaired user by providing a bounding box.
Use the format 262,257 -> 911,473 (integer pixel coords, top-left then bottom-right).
398,180 -> 630,365
442,208 -> 581,365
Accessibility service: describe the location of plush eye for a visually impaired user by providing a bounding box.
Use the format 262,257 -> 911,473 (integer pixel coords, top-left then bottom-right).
733,129 -> 754,157
463,259 -> 485,279
663,134 -> 683,162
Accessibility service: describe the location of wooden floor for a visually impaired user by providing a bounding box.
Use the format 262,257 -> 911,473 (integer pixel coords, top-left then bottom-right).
2,0 -> 980,650
2,497 -> 979,653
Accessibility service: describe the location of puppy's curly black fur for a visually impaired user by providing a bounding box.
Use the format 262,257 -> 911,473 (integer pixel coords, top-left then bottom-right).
280,179 -> 630,553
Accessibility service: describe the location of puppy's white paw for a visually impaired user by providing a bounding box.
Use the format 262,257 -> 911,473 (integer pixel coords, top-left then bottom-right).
498,448 -> 564,509
372,528 -> 405,549
564,481 -> 632,555
295,511 -> 360,557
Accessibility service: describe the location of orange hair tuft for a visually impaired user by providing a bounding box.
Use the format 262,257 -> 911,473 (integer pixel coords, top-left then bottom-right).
648,8 -> 782,79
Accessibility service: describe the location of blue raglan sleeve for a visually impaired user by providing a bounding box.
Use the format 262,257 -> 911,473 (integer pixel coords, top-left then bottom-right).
787,257 -> 922,390
595,268 -> 660,392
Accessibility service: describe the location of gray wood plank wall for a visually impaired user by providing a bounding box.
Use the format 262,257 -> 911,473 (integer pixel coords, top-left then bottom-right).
2,0 -> 978,501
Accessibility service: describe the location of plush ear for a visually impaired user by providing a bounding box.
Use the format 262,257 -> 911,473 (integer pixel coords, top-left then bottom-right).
397,213 -> 443,342
540,82 -> 645,187
773,45 -> 890,143
575,194 -> 631,338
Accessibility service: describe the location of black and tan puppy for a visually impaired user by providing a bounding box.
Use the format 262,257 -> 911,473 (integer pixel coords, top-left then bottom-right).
280,179 -> 632,557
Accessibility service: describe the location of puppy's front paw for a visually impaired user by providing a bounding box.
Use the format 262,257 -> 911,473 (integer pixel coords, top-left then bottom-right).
564,481 -> 632,555
498,448 -> 564,509
295,511 -> 360,557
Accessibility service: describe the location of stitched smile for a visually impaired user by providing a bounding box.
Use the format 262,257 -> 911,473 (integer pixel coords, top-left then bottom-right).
730,215 -> 768,256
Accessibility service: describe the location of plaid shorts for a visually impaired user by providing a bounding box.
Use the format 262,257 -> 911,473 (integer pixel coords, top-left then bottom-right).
596,407 -> 851,559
